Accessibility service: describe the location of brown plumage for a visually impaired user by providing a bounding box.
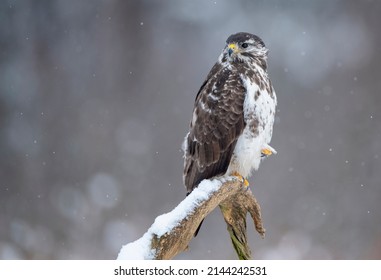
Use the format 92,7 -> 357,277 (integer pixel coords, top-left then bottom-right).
182,32 -> 277,236
184,67 -> 246,194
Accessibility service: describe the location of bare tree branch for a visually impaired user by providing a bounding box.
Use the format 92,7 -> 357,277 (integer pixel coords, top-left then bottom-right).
220,187 -> 265,260
117,176 -> 265,260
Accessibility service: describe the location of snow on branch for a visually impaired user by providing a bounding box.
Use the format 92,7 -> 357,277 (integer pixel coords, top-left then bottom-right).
117,176 -> 265,260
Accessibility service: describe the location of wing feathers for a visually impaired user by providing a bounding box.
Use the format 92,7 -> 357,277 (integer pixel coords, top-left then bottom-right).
183,66 -> 246,193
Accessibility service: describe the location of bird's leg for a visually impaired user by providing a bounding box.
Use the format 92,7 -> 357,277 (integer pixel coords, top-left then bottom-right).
231,171 -> 249,187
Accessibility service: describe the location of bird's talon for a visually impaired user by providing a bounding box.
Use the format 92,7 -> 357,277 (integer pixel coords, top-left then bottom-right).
243,178 -> 249,187
231,172 -> 249,187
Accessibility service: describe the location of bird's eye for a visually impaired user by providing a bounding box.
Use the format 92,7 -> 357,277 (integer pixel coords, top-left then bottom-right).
241,43 -> 249,48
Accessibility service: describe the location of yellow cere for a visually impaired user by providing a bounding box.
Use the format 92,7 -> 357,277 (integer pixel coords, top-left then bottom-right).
228,43 -> 238,51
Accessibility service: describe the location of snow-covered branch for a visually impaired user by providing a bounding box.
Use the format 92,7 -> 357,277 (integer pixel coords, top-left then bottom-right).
117,176 -> 265,260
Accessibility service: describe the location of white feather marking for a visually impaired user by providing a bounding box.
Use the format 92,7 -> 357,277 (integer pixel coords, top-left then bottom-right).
227,73 -> 276,178
200,101 -> 212,113
181,132 -> 189,154
208,93 -> 219,101
191,110 -> 198,126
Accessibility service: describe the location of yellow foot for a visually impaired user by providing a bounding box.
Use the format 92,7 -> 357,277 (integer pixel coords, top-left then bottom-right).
261,144 -> 277,158
261,148 -> 273,157
231,171 -> 249,187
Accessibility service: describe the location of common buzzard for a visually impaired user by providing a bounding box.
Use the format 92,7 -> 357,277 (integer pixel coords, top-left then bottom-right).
182,32 -> 277,235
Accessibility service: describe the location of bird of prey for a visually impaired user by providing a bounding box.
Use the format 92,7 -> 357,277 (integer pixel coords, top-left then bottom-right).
182,32 -> 277,236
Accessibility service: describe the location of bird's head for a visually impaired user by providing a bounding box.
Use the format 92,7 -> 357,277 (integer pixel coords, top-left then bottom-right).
223,32 -> 268,63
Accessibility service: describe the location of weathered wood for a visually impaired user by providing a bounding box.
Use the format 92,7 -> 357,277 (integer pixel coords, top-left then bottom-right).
118,176 -> 265,260
220,187 -> 265,260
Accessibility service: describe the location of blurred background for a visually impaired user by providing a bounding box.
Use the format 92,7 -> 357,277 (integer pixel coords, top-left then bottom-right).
1,0 -> 380,259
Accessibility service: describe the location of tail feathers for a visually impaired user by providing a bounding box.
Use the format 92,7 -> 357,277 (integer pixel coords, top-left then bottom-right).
186,191 -> 204,237
194,219 -> 204,237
